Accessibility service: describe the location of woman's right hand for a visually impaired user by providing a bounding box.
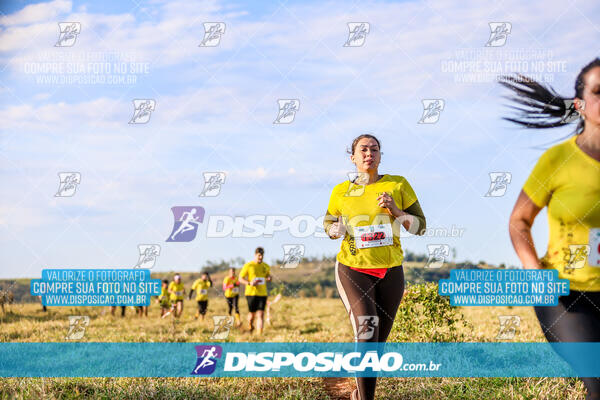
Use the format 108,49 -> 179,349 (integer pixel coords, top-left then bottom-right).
328,220 -> 346,239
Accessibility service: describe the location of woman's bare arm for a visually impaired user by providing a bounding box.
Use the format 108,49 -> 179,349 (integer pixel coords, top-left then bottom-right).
509,190 -> 543,269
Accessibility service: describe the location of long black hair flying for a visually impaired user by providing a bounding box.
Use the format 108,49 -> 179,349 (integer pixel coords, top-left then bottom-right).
499,57 -> 600,135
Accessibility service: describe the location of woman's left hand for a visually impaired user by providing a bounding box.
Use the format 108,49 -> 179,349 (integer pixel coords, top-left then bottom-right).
377,192 -> 400,216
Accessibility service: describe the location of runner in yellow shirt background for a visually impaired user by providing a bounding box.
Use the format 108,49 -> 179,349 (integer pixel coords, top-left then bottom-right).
168,273 -> 185,318
156,279 -> 171,318
239,247 -> 271,334
189,272 -> 212,320
504,57 -> 600,400
223,268 -> 241,327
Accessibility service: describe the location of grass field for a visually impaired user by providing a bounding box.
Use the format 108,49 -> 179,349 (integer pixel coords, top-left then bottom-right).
0,282 -> 586,400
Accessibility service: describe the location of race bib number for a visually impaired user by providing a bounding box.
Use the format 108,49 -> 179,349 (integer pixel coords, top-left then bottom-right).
175,291 -> 183,297
354,224 -> 393,249
200,289 -> 208,295
232,287 -> 239,293
253,277 -> 265,285
590,228 -> 600,266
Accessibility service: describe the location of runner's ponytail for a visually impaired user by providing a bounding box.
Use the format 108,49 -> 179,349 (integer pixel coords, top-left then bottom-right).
499,57 -> 600,135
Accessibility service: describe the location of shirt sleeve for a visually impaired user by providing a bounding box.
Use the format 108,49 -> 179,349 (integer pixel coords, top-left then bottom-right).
323,185 -> 342,233
522,150 -> 555,208
265,263 -> 271,276
240,263 -> 248,279
396,177 -> 418,210
191,280 -> 198,291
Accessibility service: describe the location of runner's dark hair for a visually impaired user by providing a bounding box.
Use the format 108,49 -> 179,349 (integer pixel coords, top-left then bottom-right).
347,134 -> 381,155
498,58 -> 600,135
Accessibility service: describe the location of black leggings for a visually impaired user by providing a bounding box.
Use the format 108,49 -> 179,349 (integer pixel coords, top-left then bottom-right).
534,290 -> 600,400
335,261 -> 405,400
226,296 -> 239,315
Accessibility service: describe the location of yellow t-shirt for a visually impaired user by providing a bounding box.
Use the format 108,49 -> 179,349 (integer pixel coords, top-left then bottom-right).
523,135 -> 600,291
191,279 -> 211,301
168,282 -> 185,301
223,276 -> 240,298
325,174 -> 418,268
158,287 -> 170,307
240,261 -> 270,296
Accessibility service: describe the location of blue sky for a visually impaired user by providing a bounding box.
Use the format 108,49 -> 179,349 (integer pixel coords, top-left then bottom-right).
1,0 -> 598,278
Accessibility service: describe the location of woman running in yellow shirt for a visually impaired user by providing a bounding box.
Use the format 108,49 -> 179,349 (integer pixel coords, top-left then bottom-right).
503,58 -> 600,400
239,247 -> 271,335
223,268 -> 242,326
324,134 -> 426,400
189,272 -> 212,320
168,273 -> 185,318
156,279 -> 171,317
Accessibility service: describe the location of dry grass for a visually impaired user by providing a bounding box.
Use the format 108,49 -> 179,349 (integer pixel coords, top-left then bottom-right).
0,296 -> 586,399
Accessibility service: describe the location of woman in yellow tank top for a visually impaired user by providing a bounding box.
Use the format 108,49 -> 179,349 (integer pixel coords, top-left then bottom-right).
503,58 -> 600,400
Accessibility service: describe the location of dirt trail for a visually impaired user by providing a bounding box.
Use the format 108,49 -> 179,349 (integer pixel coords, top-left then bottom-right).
322,377 -> 354,400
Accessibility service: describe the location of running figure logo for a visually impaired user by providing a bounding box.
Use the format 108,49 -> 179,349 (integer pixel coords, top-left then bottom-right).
199,23 -> 226,47
65,316 -> 90,340
281,244 -> 305,269
191,345 -> 222,375
561,99 -> 585,123
356,315 -> 379,340
496,315 -> 519,340
485,172 -> 512,197
55,172 -> 81,197
166,206 -> 205,242
418,99 -> 445,124
485,22 -> 511,47
55,22 -> 81,47
199,172 -> 226,197
565,245 -> 590,270
129,99 -> 156,124
344,172 -> 368,197
425,244 -> 450,269
274,99 -> 300,124
344,23 -> 370,47
134,244 -> 161,269
210,316 -> 234,340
